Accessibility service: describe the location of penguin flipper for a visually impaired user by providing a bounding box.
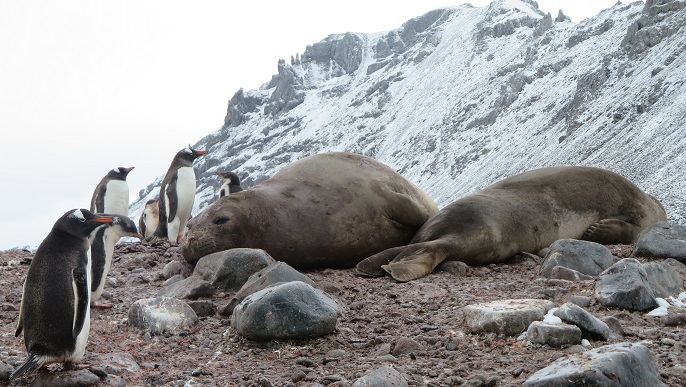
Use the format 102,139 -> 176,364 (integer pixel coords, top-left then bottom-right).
91,184 -> 106,213
10,352 -> 40,380
166,171 -> 179,223
72,267 -> 89,339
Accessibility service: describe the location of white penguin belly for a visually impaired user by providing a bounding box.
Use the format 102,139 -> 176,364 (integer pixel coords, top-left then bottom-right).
167,167 -> 196,241
103,180 -> 129,215
70,249 -> 92,362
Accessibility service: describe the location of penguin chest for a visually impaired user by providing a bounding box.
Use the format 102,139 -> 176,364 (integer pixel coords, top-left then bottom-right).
169,167 -> 196,221
103,180 -> 129,215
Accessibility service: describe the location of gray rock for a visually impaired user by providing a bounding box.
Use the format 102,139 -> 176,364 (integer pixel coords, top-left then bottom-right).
567,295 -> 592,308
128,297 -> 199,335
162,259 -> 192,279
523,342 -> 666,387
642,261 -> 684,298
0,361 -> 12,381
352,365 -> 408,387
549,266 -> 594,281
634,221 -> 686,262
464,299 -> 554,336
541,239 -> 614,277
595,259 -> 658,311
96,352 -> 140,375
163,274 -> 184,286
30,370 -> 100,386
602,316 -> 625,338
220,261 -> 315,316
194,248 -> 275,292
391,337 -> 423,356
187,300 -> 216,317
553,303 -> 612,341
527,321 -> 582,347
231,281 -> 339,340
158,275 -> 213,299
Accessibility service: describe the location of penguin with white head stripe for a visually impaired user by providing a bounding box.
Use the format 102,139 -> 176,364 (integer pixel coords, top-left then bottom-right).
12,209 -> 114,380
150,146 -> 207,244
215,171 -> 244,198
89,166 -> 137,308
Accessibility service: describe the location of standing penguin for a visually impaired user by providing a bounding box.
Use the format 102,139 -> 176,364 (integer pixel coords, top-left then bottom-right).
12,209 -> 114,380
151,146 -> 207,243
138,197 -> 160,239
89,215 -> 142,308
90,167 -> 134,215
215,171 -> 244,198
89,166 -> 134,308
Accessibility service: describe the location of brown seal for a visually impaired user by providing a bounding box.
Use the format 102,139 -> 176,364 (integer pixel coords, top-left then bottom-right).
181,152 -> 438,269
356,166 -> 667,282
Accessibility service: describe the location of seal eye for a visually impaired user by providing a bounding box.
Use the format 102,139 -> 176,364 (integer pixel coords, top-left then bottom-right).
213,216 -> 230,225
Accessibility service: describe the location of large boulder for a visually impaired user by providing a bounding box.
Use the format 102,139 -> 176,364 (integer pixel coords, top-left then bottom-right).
635,221 -> 686,262
128,297 -> 199,336
524,342 -> 665,386
595,259 -> 658,311
194,248 -> 275,292
540,239 -> 615,278
231,281 -> 340,340
464,299 -> 554,336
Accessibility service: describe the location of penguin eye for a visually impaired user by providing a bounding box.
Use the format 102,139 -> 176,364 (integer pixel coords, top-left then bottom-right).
213,216 -> 230,225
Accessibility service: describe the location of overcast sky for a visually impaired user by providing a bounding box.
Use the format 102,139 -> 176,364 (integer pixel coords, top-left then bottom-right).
0,0 -> 620,249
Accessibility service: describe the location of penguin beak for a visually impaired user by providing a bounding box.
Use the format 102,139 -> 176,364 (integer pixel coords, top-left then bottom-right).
197,151 -> 208,156
94,217 -> 114,224
126,167 -> 135,172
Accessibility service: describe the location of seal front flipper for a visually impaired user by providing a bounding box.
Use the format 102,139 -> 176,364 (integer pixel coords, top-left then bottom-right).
356,245 -> 407,277
583,218 -> 641,245
72,267 -> 89,339
382,188 -> 438,228
382,240 -> 452,282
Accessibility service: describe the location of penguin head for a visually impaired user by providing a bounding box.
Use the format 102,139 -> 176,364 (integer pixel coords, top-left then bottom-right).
105,214 -> 144,239
55,209 -> 114,238
215,171 -> 241,185
175,146 -> 208,167
107,166 -> 135,180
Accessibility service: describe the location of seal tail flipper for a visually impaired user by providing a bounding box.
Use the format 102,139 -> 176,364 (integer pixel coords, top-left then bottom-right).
583,218 -> 641,245
382,240 -> 452,282
356,245 -> 408,277
10,352 -> 40,380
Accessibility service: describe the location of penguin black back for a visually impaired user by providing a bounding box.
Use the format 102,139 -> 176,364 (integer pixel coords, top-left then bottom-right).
216,171 -> 244,198
12,209 -> 113,380
151,146 -> 206,241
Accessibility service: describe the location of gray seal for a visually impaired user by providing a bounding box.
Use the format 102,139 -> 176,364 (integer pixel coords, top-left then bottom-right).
356,166 -> 667,282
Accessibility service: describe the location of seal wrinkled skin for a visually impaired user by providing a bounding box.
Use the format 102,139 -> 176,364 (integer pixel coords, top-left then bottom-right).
181,152 -> 438,269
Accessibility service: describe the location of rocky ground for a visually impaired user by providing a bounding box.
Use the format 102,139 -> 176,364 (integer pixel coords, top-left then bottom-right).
1,242 -> 686,386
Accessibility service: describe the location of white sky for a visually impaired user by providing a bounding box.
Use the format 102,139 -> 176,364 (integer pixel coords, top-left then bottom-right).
0,0 -> 620,249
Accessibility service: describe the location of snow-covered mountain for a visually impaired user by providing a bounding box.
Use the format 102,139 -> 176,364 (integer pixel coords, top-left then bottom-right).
130,0 -> 686,225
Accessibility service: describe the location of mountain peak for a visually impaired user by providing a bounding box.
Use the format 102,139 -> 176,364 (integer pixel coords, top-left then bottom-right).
131,1 -> 686,229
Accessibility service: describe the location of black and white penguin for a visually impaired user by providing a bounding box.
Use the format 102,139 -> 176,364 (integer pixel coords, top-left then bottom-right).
151,146 -> 207,243
89,167 -> 134,308
90,167 -> 134,215
90,215 -> 142,308
215,171 -> 244,198
138,197 -> 160,239
12,209 -> 114,380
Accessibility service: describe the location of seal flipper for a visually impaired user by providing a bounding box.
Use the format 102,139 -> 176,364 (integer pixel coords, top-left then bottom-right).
72,267 -> 89,339
583,218 -> 641,245
382,240 -> 452,282
356,245 -> 407,277
15,283 -> 25,337
381,188 -> 436,228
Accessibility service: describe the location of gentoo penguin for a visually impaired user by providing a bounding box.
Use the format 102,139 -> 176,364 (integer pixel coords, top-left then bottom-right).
215,171 -> 244,198
90,215 -> 142,308
12,209 -> 114,380
151,146 -> 207,243
138,197 -> 160,239
90,167 -> 134,215
89,166 -> 134,308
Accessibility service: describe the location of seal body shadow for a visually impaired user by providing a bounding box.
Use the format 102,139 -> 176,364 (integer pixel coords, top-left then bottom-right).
181,152 -> 438,269
357,166 -> 667,282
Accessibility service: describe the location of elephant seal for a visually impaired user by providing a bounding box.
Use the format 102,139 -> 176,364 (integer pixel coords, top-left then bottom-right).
356,166 -> 667,282
181,152 -> 438,268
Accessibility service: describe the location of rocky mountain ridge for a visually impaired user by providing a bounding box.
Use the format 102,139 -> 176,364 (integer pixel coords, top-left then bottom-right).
130,0 -> 686,226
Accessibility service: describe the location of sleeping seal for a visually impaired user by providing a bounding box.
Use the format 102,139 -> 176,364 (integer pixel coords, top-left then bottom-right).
181,152 -> 438,269
356,166 -> 667,282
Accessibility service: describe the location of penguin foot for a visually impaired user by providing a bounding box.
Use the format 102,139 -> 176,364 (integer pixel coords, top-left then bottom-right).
91,302 -> 113,309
